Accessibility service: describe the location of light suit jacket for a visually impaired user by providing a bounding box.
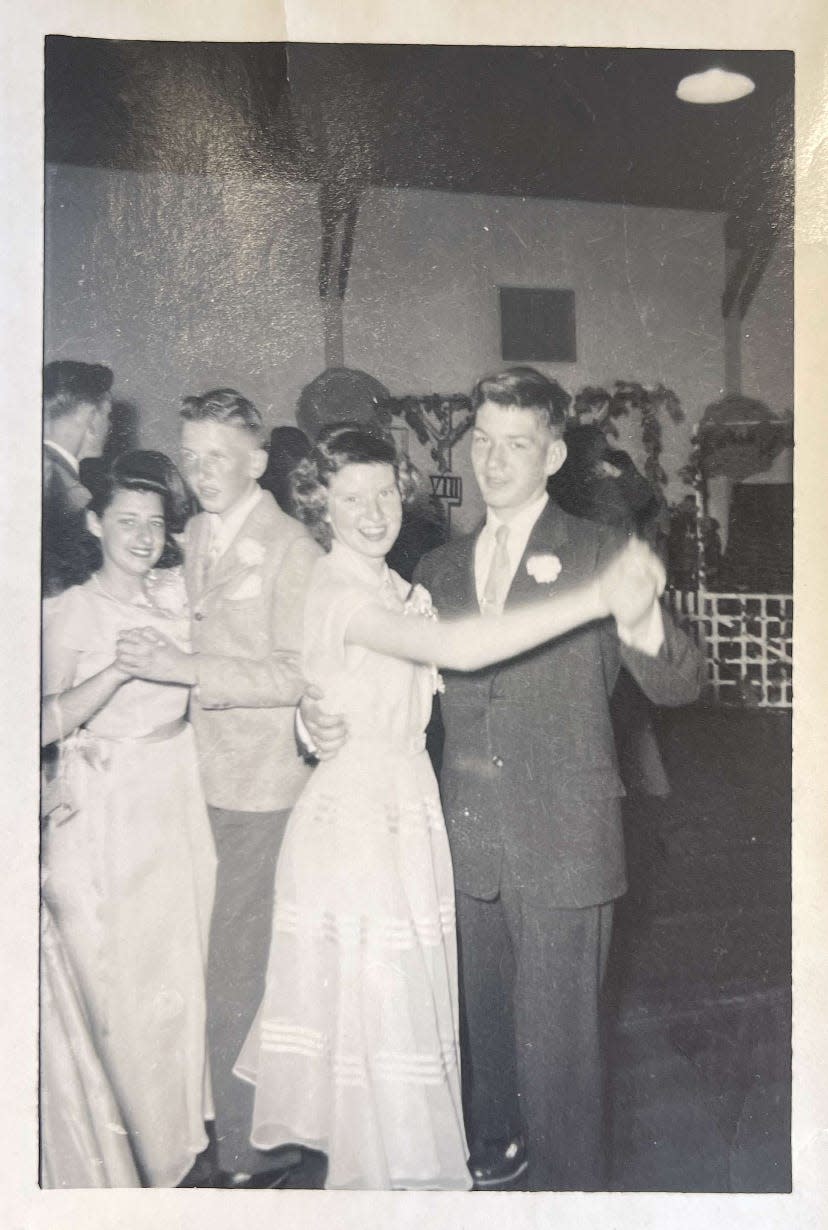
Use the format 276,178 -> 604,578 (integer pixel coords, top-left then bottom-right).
184,490 -> 322,812
415,500 -> 704,907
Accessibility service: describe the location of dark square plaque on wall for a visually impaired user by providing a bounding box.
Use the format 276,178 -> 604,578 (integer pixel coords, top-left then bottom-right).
499,286 -> 576,362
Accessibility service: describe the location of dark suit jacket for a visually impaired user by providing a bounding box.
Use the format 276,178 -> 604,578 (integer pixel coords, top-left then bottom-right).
42,444 -> 95,597
415,500 -> 703,908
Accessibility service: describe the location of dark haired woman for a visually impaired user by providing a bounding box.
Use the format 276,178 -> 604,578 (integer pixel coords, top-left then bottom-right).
40,451 -> 216,1187
235,426 -> 661,1190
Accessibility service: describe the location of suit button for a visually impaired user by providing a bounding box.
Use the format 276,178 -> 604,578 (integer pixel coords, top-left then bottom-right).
492,755 -> 504,768
194,611 -> 205,621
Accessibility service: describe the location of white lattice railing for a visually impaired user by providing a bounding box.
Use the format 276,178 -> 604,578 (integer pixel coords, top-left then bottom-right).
667,590 -> 793,709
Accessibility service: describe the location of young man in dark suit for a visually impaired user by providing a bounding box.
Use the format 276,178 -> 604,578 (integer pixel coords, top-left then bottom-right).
304,366 -> 703,1191
42,360 -> 113,596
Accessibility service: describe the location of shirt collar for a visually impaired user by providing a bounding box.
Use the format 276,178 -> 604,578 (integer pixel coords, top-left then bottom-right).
207,484 -> 263,556
44,440 -> 80,476
484,491 -> 549,544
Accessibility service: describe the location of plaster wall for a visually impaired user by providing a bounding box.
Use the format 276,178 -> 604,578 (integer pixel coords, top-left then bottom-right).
345,189 -> 728,529
45,163 -> 325,457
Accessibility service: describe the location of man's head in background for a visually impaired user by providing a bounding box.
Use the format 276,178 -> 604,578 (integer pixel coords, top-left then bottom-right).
43,360 -> 114,462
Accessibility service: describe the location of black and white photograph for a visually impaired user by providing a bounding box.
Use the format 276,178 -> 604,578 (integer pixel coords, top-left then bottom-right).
2,2 -> 827,1227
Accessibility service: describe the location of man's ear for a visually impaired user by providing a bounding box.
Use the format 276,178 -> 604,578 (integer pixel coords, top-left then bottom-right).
544,437 -> 567,478
248,447 -> 268,481
85,509 -> 102,539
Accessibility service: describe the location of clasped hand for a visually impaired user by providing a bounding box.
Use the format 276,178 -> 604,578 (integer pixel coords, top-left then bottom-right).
599,538 -> 666,634
299,684 -> 348,762
115,627 -> 194,684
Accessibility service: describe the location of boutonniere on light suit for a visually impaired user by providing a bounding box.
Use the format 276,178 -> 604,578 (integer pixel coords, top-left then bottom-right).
525,553 -> 562,585
235,537 -> 266,568
223,537 -> 266,600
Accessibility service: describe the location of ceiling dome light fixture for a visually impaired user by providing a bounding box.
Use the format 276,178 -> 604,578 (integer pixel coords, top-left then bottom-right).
676,66 -> 755,104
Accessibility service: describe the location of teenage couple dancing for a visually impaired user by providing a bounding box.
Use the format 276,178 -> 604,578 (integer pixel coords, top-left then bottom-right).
42,366 -> 701,1190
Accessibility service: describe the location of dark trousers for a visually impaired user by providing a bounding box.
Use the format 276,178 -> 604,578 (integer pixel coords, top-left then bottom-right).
205,804 -> 290,1175
457,884 -> 614,1191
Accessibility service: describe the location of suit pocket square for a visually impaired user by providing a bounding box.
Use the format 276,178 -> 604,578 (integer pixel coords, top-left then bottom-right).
227,574 -> 263,601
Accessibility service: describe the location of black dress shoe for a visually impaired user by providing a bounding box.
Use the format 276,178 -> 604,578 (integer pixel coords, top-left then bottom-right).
219,1147 -> 304,1189
177,1153 -> 221,1188
469,1135 -> 527,1189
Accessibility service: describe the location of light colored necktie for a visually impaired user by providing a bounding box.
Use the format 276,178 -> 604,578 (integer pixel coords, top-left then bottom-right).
201,519 -> 222,590
481,523 -> 511,615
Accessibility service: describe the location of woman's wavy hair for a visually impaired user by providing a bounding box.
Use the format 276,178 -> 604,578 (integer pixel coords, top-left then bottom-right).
290,422 -> 419,551
86,449 -> 193,570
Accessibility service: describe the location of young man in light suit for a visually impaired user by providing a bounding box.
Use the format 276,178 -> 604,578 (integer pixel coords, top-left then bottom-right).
117,389 -> 321,1186
305,367 -> 703,1191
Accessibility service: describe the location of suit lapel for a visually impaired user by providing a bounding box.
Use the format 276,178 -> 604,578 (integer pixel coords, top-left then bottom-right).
184,514 -> 211,603
198,493 -> 273,601
44,444 -> 90,507
432,503 -> 573,615
44,443 -> 79,481
505,499 -> 571,607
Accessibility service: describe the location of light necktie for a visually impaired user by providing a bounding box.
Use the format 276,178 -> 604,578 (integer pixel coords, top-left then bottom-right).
481,523 -> 511,615
201,519 -> 222,591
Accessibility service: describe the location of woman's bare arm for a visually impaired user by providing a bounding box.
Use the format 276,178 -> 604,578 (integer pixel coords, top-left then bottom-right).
41,656 -> 131,747
346,577 -> 607,671
346,539 -> 665,672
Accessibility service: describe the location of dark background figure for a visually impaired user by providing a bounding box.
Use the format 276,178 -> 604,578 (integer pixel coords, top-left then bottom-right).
549,418 -> 673,899
78,398 -> 141,496
296,366 -> 390,441
548,422 -> 664,544
666,494 -> 722,590
385,484 -> 448,584
42,359 -> 113,597
259,425 -> 313,514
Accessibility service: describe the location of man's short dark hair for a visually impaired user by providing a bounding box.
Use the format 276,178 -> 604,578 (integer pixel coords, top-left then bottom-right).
43,360 -> 113,421
180,388 -> 266,446
470,366 -> 571,436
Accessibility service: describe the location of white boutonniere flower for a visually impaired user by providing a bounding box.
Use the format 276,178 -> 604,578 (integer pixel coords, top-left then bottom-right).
526,553 -> 562,584
236,537 -> 266,568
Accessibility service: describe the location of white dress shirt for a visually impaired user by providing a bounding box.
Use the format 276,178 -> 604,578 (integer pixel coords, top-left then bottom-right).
205,484 -> 263,560
44,440 -> 80,476
474,491 -> 550,606
474,489 -> 664,654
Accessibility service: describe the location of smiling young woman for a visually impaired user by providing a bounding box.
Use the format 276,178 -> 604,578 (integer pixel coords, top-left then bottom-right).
235,425 -> 664,1190
40,450 -> 216,1188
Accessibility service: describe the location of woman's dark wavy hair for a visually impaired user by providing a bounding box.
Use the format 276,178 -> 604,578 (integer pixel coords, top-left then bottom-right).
86,449 -> 193,570
290,422 -> 418,550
